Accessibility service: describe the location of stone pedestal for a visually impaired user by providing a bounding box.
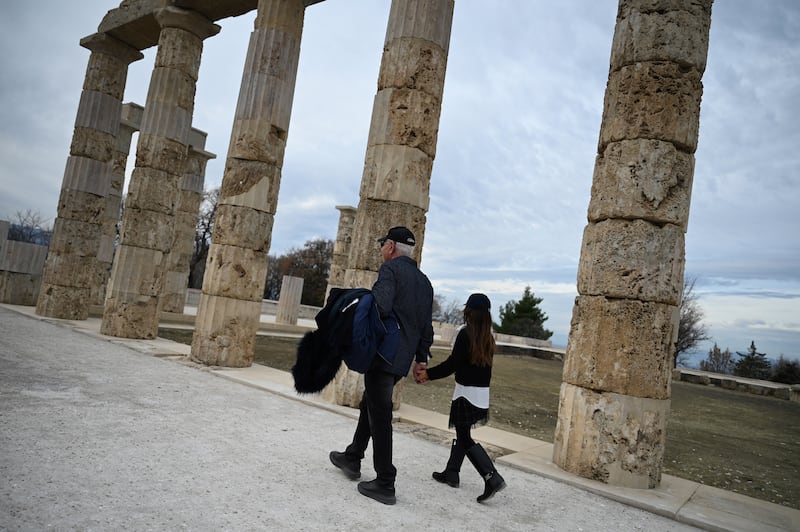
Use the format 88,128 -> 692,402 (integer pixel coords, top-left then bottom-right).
552,0 -> 713,488
328,0 -> 454,407
102,8 -> 219,339
36,34 -> 142,320
191,0 -> 305,366
276,275 -> 303,325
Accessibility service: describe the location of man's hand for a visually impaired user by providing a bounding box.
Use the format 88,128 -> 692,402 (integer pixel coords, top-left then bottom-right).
413,362 -> 428,383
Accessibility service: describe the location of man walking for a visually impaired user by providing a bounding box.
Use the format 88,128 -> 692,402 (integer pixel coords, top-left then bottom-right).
329,226 -> 434,505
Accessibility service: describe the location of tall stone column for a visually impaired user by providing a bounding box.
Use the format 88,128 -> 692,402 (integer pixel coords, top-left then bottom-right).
325,205 -> 357,297
161,128 -> 215,314
101,7 -> 220,338
92,102 -> 144,306
36,34 -> 142,320
552,0 -> 713,489
190,0 -> 305,367
329,0 -> 454,406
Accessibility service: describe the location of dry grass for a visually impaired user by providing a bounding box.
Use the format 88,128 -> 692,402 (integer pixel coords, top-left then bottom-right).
159,328 -> 800,509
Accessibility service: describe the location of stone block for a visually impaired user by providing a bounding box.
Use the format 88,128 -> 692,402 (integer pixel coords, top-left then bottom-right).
577,219 -> 685,305
118,207 -> 176,252
41,253 -> 97,289
276,275 -> 303,325
62,155 -> 112,197
552,382 -> 668,489
346,199 -> 427,272
0,271 -> 41,306
562,295 -> 677,399
611,3 -> 711,72
36,283 -> 91,320
588,139 -> 694,228
343,268 -> 379,291
385,0 -> 454,52
85,53 -> 129,100
201,243 -> 268,302
106,244 -> 166,297
56,188 -> 106,224
125,167 -> 180,215
212,204 -> 273,252
599,62 -> 703,153
367,88 -> 442,159
254,2 -> 304,37
190,294 -> 261,367
75,90 -> 122,136
359,145 -> 433,209
101,294 -> 160,339
227,118 -> 288,164
70,127 -> 115,162
135,133 -> 188,175
154,28 -> 203,80
49,218 -> 102,256
219,158 -> 281,212
143,68 -> 197,123
378,37 -> 448,96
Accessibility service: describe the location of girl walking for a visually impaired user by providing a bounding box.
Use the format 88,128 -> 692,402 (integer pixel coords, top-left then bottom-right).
415,293 -> 506,502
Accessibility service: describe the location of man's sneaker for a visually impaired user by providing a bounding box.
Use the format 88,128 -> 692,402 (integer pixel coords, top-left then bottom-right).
329,451 -> 360,480
357,479 -> 396,505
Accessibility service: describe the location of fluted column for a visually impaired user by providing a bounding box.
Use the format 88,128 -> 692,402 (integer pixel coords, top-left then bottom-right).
190,0 -> 305,367
161,128 -> 215,313
330,0 -> 454,407
36,34 -> 142,320
92,102 -> 144,306
552,0 -> 713,489
325,205 -> 357,297
101,7 -> 219,338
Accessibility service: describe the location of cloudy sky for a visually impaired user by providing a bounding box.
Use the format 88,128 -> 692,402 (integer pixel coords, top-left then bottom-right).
1,1 -> 798,363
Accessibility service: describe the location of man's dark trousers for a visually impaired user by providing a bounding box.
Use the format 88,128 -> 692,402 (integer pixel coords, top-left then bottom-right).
345,364 -> 401,485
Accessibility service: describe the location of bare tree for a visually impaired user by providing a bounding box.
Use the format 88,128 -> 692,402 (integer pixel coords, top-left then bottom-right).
7,209 -> 51,245
674,276 -> 711,367
188,188 -> 219,289
699,343 -> 734,374
432,295 -> 464,325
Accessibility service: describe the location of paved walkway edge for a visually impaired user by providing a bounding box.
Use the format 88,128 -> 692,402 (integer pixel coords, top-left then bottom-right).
4,303 -> 798,532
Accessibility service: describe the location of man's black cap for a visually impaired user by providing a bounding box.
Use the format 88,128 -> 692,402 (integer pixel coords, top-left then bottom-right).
378,226 -> 416,246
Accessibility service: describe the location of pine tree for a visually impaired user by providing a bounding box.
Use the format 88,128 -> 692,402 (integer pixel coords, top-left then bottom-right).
733,341 -> 772,380
495,286 -> 553,340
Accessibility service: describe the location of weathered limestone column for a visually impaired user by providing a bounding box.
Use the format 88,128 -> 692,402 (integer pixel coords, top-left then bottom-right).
552,0 -> 713,489
161,128 -> 215,313
92,102 -> 144,306
275,275 -> 303,325
101,8 -> 220,338
329,0 -> 454,407
190,0 -> 305,367
36,34 -> 142,319
325,205 -> 357,296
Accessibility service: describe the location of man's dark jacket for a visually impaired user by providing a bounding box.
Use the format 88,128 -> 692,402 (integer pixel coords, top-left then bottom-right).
371,255 -> 434,376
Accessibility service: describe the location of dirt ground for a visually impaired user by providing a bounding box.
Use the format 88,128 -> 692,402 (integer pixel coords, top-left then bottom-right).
159,329 -> 800,510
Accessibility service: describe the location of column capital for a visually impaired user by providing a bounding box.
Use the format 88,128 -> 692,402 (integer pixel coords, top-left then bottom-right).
80,33 -> 143,64
155,7 -> 221,40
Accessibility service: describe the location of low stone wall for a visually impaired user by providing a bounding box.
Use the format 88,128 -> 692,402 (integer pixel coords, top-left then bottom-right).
0,221 -> 48,306
673,368 -> 799,402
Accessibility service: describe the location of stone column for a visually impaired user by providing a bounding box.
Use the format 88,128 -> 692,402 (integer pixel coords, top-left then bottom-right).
275,275 -> 303,325
101,7 -> 220,338
329,0 -> 454,406
161,128 -> 216,314
190,0 -> 305,367
325,205 -> 356,297
552,0 -> 713,489
92,102 -> 144,306
36,34 -> 142,320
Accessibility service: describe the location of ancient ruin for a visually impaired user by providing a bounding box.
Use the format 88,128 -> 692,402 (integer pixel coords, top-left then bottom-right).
30,0 -> 711,490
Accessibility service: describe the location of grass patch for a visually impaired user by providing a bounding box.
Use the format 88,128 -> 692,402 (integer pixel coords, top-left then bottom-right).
159,328 -> 800,509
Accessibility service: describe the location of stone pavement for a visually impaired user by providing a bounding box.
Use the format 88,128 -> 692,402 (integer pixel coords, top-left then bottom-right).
1,304 -> 797,531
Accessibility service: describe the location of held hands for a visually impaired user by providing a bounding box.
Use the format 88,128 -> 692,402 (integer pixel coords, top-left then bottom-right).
413,362 -> 429,384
